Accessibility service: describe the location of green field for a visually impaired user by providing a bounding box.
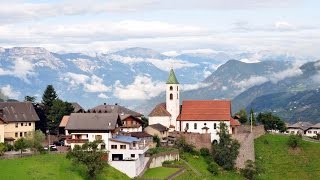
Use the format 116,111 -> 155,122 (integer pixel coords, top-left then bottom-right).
255,134 -> 320,180
0,154 -> 130,180
174,153 -> 243,180
143,167 -> 180,179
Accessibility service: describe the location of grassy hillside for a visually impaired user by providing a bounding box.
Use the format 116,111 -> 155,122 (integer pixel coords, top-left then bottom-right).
255,134 -> 320,180
0,154 -> 130,180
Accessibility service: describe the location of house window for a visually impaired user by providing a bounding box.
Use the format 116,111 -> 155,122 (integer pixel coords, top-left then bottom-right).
25,123 -> 27,126
15,123 -> 18,128
120,145 -> 126,149
29,123 -> 31,126
194,123 -> 197,130
15,133 -> 18,137
24,132 -> 27,137
133,142 -> 136,147
308,131 -> 312,134
314,131 -> 317,134
101,144 -> 106,150
95,135 -> 102,140
214,123 -> 216,129
131,154 -> 135,158
170,86 -> 173,91
21,123 -> 23,126
111,145 -> 117,149
20,132 -> 22,137
170,93 -> 173,100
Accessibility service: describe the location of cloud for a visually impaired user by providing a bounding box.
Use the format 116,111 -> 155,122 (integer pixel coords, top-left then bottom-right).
97,93 -> 109,99
0,57 -> 36,83
162,51 -> 180,57
71,58 -> 100,73
113,75 -> 165,100
235,76 -> 269,90
181,48 -> 217,54
181,82 -> 211,91
275,21 -> 295,31
108,55 -> 198,71
1,85 -> 21,99
62,72 -> 111,93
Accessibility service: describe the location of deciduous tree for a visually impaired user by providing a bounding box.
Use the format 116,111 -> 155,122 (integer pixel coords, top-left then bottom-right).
66,140 -> 107,179
14,138 -> 29,157
256,112 -> 286,132
235,109 -> 248,124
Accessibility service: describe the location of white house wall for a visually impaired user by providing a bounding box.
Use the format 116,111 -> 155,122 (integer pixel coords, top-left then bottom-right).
110,155 -> 149,178
65,130 -> 111,149
305,128 -> 320,137
179,121 -> 231,142
149,116 -> 171,127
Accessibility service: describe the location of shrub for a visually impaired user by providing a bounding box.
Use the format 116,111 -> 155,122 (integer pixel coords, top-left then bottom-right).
287,134 -> 301,149
175,137 -> 195,153
153,135 -> 160,147
207,161 -> 220,176
0,143 -> 7,156
241,160 -> 259,180
200,148 -> 210,156
5,142 -> 14,151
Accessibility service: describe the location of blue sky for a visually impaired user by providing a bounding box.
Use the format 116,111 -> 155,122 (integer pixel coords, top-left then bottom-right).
0,0 -> 319,56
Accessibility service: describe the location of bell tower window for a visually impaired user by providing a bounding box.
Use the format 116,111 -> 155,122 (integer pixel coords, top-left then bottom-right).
170,86 -> 173,91
170,93 -> 173,100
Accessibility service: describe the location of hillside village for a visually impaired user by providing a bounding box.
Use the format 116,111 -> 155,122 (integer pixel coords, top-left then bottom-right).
1,69 -> 320,179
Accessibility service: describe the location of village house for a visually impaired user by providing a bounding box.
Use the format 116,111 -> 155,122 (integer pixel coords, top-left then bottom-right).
305,123 -> 320,137
148,69 -> 240,142
286,121 -> 313,135
144,123 -> 169,139
120,114 -> 143,132
87,103 -> 143,118
64,113 -> 150,178
0,102 -> 39,144
126,131 -> 153,146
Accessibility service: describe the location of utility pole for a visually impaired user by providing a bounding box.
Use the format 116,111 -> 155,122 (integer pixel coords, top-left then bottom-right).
46,130 -> 50,153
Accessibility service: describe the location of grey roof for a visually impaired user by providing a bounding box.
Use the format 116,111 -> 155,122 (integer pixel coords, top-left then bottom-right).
310,123 -> 320,129
287,121 -> 313,131
110,135 -> 140,143
88,104 -> 143,117
0,102 -> 39,122
148,123 -> 168,132
71,102 -> 84,113
65,113 -> 121,131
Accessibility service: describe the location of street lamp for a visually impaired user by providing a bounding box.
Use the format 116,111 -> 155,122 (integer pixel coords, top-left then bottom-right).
46,130 -> 50,153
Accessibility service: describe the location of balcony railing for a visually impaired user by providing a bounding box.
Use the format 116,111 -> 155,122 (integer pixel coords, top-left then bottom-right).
66,139 -> 89,143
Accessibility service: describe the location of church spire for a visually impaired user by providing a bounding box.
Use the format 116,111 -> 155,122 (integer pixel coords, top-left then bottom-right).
166,68 -> 179,84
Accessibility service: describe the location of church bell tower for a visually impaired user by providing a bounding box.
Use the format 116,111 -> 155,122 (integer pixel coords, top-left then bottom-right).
166,68 -> 180,129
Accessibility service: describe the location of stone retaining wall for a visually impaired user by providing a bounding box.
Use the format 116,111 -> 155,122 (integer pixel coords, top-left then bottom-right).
169,132 -> 211,150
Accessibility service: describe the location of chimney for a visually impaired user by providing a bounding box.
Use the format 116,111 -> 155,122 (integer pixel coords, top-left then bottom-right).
115,103 -> 118,106
104,103 -> 106,105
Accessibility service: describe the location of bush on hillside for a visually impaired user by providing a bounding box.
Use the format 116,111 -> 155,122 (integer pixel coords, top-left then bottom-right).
207,161 -> 220,176
175,137 -> 196,153
287,134 -> 302,149
200,147 -> 210,156
241,160 -> 259,180
153,135 -> 160,147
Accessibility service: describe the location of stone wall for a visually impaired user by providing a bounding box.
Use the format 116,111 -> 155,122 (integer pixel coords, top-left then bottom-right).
149,151 -> 180,168
237,125 -> 265,139
169,131 -> 211,150
233,132 -> 254,169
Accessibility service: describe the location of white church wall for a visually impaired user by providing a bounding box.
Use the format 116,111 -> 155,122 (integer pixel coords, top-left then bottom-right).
149,116 -> 171,127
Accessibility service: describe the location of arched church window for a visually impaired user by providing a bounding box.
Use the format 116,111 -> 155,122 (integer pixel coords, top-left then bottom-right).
177,86 -> 178,91
186,123 -> 189,129
170,86 -> 173,90
194,123 -> 197,130
170,93 -> 173,100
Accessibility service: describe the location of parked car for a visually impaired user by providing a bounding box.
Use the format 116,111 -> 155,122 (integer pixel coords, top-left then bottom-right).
43,145 -> 58,151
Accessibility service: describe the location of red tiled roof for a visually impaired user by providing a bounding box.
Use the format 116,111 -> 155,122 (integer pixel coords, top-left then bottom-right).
148,103 -> 171,117
177,100 -> 232,121
230,118 -> 240,126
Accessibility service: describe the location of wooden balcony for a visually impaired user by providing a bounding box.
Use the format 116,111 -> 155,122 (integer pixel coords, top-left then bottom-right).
66,139 -> 89,143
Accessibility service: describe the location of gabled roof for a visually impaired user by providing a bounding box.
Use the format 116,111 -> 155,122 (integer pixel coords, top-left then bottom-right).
177,100 -> 232,121
71,102 -> 84,113
65,113 -> 121,131
129,132 -> 152,138
148,123 -> 168,132
230,118 -> 241,126
120,114 -> 144,124
166,69 -> 179,84
88,104 -> 143,117
287,121 -> 313,131
309,123 -> 320,129
148,103 -> 171,117
0,102 -> 39,122
59,115 -> 70,127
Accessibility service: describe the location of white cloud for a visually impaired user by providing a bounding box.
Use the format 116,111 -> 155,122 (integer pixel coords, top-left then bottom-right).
97,93 -> 109,99
181,82 -> 211,91
0,57 -> 36,83
162,51 -> 180,57
275,21 -> 295,31
108,55 -> 198,71
1,85 -> 21,99
71,58 -> 100,73
113,75 -> 165,100
236,76 -> 269,90
181,48 -> 217,54
62,73 -> 111,93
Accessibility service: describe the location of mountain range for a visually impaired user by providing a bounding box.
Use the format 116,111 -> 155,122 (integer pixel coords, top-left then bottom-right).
0,47 -> 319,123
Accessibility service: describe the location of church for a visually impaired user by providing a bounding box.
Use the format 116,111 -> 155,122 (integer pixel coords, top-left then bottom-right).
148,69 -> 240,142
